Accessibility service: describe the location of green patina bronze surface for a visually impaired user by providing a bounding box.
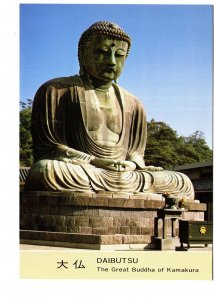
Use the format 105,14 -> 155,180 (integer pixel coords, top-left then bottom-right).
25,21 -> 194,199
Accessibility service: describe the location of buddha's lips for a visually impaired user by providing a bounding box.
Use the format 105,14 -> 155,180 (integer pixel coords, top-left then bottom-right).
103,68 -> 116,73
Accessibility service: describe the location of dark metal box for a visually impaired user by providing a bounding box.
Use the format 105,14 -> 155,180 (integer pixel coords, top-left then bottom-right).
179,220 -> 212,248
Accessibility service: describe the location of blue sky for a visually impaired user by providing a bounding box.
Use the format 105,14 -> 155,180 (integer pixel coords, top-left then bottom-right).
20,4 -> 212,148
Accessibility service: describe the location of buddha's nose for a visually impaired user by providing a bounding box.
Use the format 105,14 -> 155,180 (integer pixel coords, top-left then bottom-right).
107,52 -> 116,65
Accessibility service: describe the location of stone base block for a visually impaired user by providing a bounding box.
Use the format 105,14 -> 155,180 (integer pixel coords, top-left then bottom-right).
154,237 -> 180,250
20,230 -> 156,250
20,192 -> 206,250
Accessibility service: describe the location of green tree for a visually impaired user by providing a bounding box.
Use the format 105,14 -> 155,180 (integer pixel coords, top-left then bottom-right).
20,99 -> 33,167
145,119 -> 212,169
183,131 -> 212,162
145,119 -> 180,169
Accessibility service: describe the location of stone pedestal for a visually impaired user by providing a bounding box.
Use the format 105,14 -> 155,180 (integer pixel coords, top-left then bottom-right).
153,237 -> 180,250
20,191 -> 207,250
154,209 -> 183,250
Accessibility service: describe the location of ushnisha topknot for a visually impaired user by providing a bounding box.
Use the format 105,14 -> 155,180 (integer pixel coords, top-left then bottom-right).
78,21 -> 132,63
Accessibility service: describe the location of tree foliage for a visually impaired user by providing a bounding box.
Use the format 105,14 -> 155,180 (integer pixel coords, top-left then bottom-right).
20,102 -> 212,169
20,99 -> 33,167
145,119 -> 212,169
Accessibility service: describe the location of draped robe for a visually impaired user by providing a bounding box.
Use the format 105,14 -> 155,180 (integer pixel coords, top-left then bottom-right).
25,75 -> 194,199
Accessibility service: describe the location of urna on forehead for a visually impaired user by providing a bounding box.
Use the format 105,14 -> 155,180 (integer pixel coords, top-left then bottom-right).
78,21 -> 132,59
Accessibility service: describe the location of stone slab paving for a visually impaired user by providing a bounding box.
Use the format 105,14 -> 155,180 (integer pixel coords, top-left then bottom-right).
20,243 -> 212,251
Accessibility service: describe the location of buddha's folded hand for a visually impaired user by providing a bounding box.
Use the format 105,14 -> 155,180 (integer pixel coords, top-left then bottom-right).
91,157 -> 136,172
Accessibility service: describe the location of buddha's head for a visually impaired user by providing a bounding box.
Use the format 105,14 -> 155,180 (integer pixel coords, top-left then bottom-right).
78,21 -> 131,83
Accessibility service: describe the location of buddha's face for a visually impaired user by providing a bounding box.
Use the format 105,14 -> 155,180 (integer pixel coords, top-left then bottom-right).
81,35 -> 128,82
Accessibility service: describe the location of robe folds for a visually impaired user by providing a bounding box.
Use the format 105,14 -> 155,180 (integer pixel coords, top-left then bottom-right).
25,75 -> 194,199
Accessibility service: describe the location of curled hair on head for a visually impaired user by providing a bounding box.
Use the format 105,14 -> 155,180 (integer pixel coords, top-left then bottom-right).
78,21 -> 132,67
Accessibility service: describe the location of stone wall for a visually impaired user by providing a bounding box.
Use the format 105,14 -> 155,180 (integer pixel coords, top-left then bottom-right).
20,192 -> 206,247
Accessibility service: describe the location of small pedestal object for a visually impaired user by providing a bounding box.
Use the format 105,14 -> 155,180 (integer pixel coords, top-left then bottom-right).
179,220 -> 213,249
154,209 -> 183,250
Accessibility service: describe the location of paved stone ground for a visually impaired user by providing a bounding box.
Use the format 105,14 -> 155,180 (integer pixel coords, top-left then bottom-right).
20,243 -> 212,251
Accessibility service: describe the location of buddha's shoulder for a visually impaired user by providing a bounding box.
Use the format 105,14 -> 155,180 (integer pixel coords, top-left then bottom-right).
38,75 -> 82,90
116,84 -> 142,105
